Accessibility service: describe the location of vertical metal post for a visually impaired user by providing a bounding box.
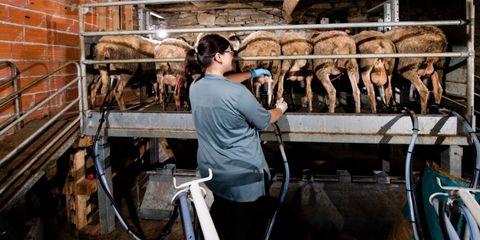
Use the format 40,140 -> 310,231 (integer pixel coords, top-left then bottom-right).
383,2 -> 392,32
466,0 -> 476,129
137,6 -> 148,105
149,138 -> 159,165
97,137 -> 116,234
391,0 -> 399,23
441,145 -> 463,177
79,7 -> 90,135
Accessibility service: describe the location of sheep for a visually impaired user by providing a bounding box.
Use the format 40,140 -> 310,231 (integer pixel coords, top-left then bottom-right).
91,35 -> 158,110
313,30 -> 361,113
384,26 -> 447,114
154,38 -> 196,110
278,31 -> 315,112
353,30 -> 396,113
237,31 -> 282,106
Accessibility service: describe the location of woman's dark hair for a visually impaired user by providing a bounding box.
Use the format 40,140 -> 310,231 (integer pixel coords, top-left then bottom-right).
184,34 -> 232,78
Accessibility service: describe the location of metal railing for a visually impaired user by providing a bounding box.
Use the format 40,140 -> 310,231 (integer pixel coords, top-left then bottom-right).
0,61 -> 83,196
0,61 -> 21,129
78,0 -> 476,126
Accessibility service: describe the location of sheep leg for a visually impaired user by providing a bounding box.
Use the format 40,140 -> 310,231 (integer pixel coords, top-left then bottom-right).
361,66 -> 376,113
174,78 -> 181,111
277,60 -> 291,101
385,74 -> 393,106
402,70 -> 429,114
271,60 -> 282,106
90,75 -> 101,107
305,74 -> 314,112
431,71 -> 443,105
158,75 -> 166,110
114,74 -> 131,110
347,60 -> 361,113
96,66 -> 110,106
317,71 -> 336,113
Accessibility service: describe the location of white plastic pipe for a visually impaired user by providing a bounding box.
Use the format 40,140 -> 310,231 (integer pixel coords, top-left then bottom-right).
189,183 -> 219,240
457,189 -> 480,229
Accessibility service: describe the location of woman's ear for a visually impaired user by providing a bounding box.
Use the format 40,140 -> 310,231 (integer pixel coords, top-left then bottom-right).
213,53 -> 222,63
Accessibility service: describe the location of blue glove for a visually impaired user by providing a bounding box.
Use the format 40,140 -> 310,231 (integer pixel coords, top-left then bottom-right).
250,68 -> 272,78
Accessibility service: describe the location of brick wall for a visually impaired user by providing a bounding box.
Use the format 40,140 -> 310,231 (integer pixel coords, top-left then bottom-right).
0,0 -> 137,131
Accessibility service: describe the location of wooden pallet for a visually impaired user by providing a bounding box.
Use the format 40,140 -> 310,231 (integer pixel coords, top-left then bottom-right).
64,137 -> 99,234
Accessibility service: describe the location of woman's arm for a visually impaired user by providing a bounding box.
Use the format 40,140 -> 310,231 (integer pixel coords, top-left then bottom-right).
268,108 -> 284,124
225,72 -> 251,83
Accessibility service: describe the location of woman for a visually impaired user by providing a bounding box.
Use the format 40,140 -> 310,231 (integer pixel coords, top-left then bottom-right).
185,34 -> 288,240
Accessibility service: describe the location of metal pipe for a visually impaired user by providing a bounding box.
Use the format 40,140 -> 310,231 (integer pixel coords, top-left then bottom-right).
81,20 -> 467,36
79,8 -> 89,134
177,192 -> 196,240
82,0 -> 221,8
0,61 -> 80,108
367,1 -> 387,13
0,98 -> 79,167
466,0 -> 476,128
0,116 -> 80,196
0,78 -> 79,138
0,61 -> 19,89
76,53 -> 84,135
83,52 -> 468,65
442,96 -> 480,115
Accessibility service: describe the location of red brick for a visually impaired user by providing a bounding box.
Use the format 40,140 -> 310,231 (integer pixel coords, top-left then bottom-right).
66,88 -> 78,101
50,46 -> 80,61
21,76 -> 51,94
20,94 -> 34,110
14,61 -> 51,77
0,86 -> 13,98
0,43 -> 12,59
0,62 -> 18,81
25,28 -> 50,44
0,5 -> 9,22
53,32 -> 79,47
11,44 -> 47,60
4,0 -> 28,8
51,75 -> 77,89
45,15 -> 75,32
28,0 -> 76,17
0,24 -> 23,41
0,104 -> 15,118
24,10 -> 47,28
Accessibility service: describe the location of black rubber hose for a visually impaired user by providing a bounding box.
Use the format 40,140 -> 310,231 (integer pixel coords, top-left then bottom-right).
264,122 -> 290,240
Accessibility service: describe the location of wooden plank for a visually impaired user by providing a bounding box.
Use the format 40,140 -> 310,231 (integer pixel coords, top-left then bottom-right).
283,0 -> 300,23
76,179 -> 97,195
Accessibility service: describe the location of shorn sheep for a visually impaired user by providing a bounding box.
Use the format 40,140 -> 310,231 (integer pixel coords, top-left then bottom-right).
353,30 -> 396,113
313,30 -> 361,113
385,26 -> 447,114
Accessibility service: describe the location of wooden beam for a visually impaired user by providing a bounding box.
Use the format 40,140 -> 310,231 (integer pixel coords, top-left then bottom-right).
282,0 -> 300,23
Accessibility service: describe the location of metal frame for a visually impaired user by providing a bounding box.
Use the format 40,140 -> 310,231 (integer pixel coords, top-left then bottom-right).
83,111 -> 468,145
77,0 -> 475,233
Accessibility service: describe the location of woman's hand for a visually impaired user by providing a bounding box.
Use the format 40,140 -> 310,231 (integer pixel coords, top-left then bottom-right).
250,69 -> 272,78
275,98 -> 288,114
